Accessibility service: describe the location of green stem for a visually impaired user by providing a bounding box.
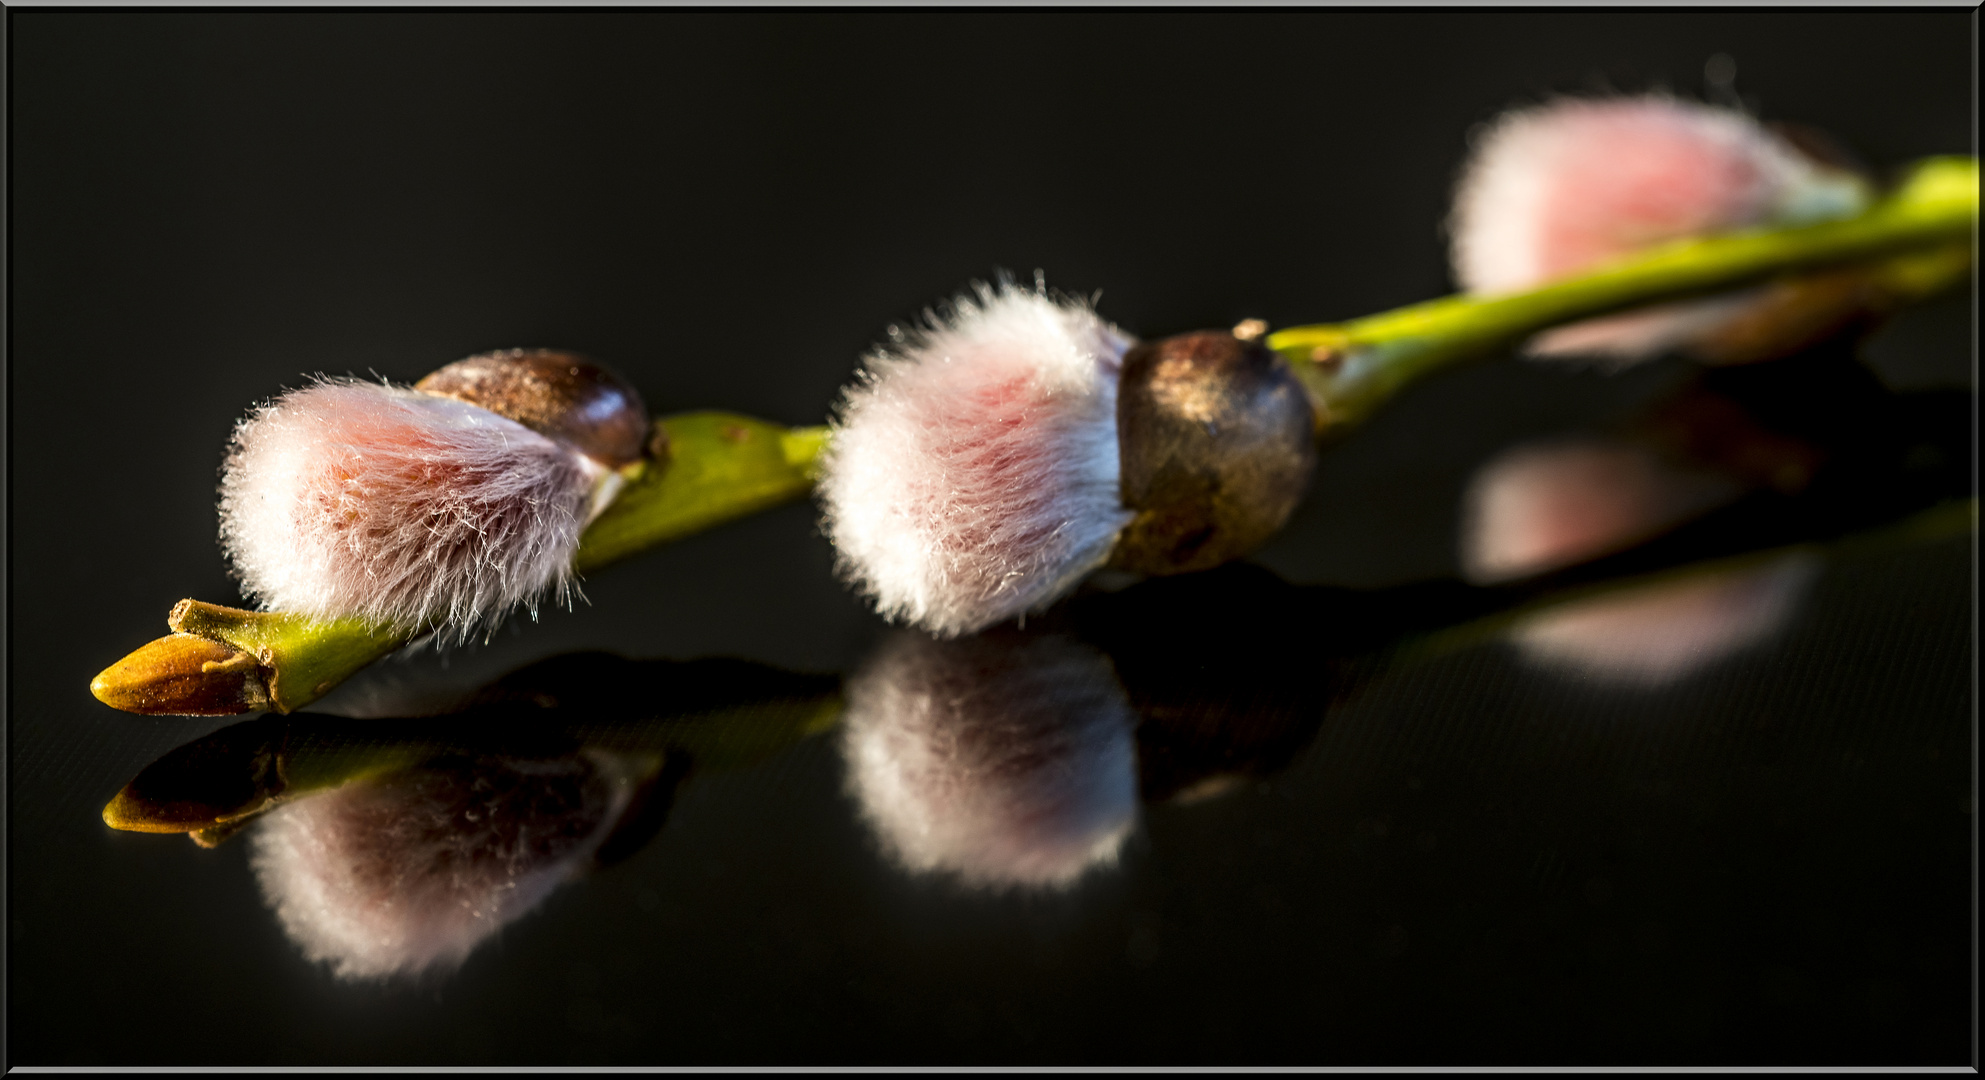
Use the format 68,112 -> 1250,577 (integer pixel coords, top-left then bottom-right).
168,601 -> 407,714
1269,156 -> 1977,427
577,412 -> 828,572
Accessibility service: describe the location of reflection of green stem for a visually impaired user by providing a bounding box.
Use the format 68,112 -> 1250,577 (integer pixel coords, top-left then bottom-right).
102,669 -> 844,841
1270,156 -> 1977,427
96,411 -> 830,715
266,691 -> 846,798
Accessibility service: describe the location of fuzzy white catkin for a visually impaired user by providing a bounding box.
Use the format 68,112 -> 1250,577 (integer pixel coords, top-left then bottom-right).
841,630 -> 1139,890
819,281 -> 1137,638
249,753 -> 636,981
1449,95 -> 1869,365
219,380 -> 599,638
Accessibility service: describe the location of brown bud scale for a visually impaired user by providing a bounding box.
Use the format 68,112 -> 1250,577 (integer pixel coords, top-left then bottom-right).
417,348 -> 650,468
1111,331 -> 1317,576
89,633 -> 272,717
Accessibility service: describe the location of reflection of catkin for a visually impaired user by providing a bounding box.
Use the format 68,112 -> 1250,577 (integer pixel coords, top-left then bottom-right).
842,630 -> 1139,890
1511,552 -> 1821,687
1460,438 -> 1743,584
250,752 -> 638,980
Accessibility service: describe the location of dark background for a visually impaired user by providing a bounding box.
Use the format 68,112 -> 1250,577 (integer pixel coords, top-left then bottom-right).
6,9 -> 1974,1066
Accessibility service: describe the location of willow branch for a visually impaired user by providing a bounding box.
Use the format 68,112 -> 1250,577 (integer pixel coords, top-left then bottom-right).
1269,156 -> 1976,428
91,158 -> 1975,718
93,412 -> 828,716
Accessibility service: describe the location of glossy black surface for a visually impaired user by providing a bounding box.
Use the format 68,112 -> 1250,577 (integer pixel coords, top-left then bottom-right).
7,10 -> 1974,1066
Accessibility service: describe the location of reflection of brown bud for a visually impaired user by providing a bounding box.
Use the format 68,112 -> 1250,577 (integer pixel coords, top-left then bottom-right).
1136,698 -> 1325,806
101,715 -> 285,832
416,348 -> 650,468
1630,385 -> 1825,495
1112,331 -> 1317,575
1073,564 -> 1337,805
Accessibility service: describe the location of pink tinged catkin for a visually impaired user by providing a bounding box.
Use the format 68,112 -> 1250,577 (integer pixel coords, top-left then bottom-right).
219,380 -> 602,639
1449,96 -> 1869,365
819,281 -> 1138,639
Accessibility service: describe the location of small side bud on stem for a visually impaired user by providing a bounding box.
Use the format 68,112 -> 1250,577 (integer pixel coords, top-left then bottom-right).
1230,318 -> 1269,342
89,633 -> 271,715
91,601 -> 409,716
166,600 -> 408,713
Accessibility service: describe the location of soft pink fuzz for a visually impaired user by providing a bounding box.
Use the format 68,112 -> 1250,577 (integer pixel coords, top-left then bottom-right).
1511,553 -> 1819,686
249,753 -> 638,981
220,380 -> 598,638
841,630 -> 1138,890
1459,438 -> 1743,585
1450,96 -> 1867,364
820,281 -> 1137,638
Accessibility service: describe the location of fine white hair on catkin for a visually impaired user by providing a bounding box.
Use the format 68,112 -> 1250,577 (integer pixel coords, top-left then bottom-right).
841,630 -> 1139,891
1448,95 -> 1868,365
249,753 -> 636,981
819,279 -> 1138,638
219,379 -> 599,640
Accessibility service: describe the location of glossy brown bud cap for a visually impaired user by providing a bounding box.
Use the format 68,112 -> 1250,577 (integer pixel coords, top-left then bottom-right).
89,633 -> 271,716
416,348 -> 650,468
1111,331 -> 1317,576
